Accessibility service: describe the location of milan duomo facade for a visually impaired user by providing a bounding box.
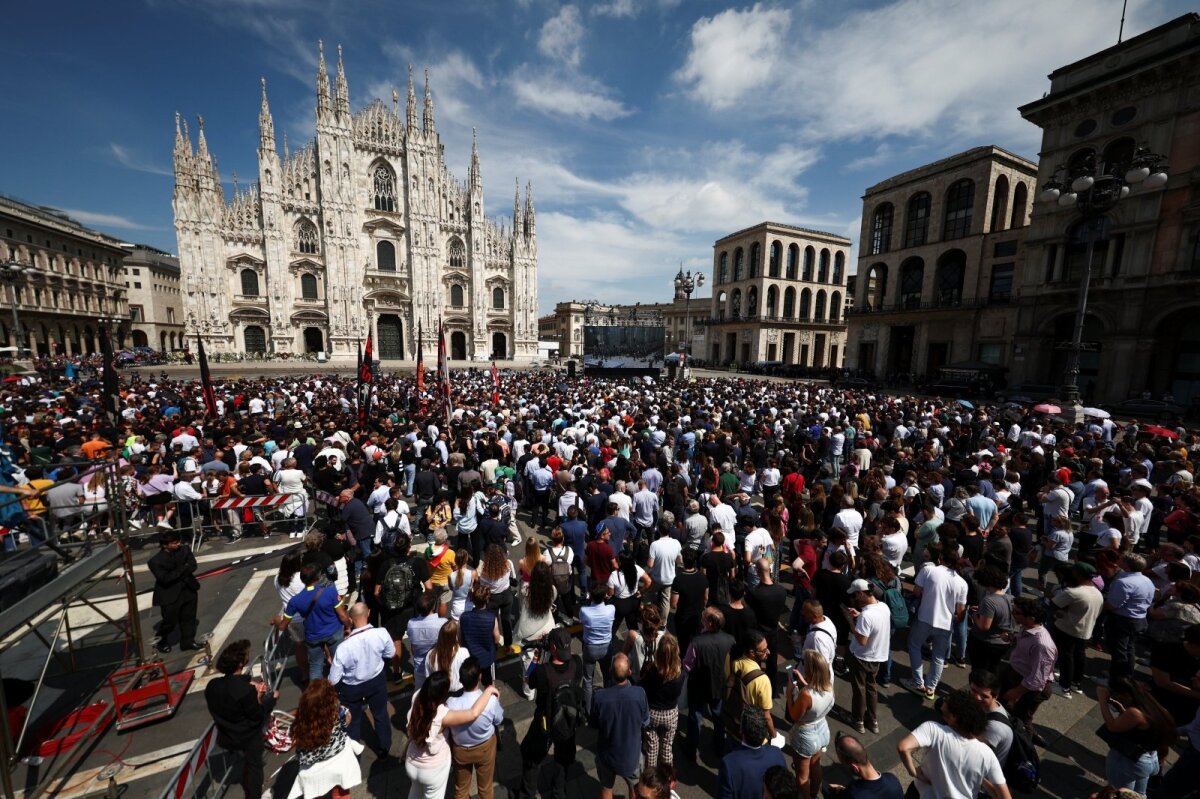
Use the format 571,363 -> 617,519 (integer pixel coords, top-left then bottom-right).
171,43 -> 539,362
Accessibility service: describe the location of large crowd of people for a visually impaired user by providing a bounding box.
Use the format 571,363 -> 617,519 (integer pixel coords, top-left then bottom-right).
3,363 -> 1200,799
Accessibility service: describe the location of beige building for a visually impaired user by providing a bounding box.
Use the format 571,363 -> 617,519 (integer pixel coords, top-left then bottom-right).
121,244 -> 185,352
846,146 -> 1038,378
541,291 -> 710,361
0,195 -> 128,356
705,222 -> 850,368
1010,13 -> 1200,404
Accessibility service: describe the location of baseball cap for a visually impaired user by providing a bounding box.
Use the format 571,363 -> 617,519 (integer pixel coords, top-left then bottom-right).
847,578 -> 872,595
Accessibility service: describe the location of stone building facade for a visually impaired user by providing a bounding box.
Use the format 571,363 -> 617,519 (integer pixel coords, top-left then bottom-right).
173,43 -> 538,362
1011,13 -> 1200,404
122,244 -> 185,352
846,146 -> 1038,378
0,195 -> 128,356
705,222 -> 850,368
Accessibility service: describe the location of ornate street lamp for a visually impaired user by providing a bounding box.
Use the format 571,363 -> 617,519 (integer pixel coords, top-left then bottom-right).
1038,146 -> 1168,421
0,260 -> 37,361
673,268 -> 704,374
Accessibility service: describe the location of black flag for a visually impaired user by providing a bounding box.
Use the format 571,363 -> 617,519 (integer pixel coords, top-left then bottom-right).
197,335 -> 217,418
99,326 -> 120,426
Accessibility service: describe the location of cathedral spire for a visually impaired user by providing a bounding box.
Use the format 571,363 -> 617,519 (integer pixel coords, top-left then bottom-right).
259,78 -> 276,153
469,128 -> 481,191
196,114 -> 210,162
316,40 -> 332,119
422,68 -> 435,133
524,180 -> 536,237
406,65 -> 418,131
283,131 -> 289,161
513,177 -> 521,230
334,44 -> 350,118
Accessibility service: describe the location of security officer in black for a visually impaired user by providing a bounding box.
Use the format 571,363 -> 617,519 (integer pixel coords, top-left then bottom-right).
148,529 -> 201,654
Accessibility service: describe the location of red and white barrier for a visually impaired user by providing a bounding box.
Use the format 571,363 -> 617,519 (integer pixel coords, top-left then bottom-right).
158,724 -> 218,799
210,494 -> 292,510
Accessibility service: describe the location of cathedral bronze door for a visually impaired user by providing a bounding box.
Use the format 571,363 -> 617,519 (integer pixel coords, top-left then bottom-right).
377,315 -> 404,359
451,331 -> 467,360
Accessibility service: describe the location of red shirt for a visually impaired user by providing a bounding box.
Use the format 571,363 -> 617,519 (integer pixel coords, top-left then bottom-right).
792,538 -> 818,591
585,539 -> 616,584
782,471 -> 806,502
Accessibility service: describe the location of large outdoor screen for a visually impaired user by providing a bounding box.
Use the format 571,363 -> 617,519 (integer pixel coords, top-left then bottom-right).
583,325 -> 666,368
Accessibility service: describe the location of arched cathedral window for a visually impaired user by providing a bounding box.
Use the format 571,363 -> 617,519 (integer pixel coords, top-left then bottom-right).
296,220 -> 318,255
373,165 -> 396,212
448,240 -> 465,269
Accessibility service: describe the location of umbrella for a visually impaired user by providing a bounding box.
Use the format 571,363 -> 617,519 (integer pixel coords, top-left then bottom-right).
1033,403 -> 1062,414
1142,424 -> 1180,440
956,399 -> 975,409
1082,407 -> 1111,419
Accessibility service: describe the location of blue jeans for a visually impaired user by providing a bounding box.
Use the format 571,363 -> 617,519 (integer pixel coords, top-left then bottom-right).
1009,564 -> 1025,598
879,624 -> 897,683
951,612 -> 968,660
305,632 -> 342,681
403,464 -> 416,496
685,698 -> 724,760
355,535 -> 372,579
1106,748 -> 1158,795
582,640 -> 612,712
908,619 -> 951,691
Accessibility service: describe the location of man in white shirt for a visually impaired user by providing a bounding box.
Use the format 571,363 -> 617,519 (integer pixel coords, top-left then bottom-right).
897,688 -> 1010,799
905,544 -> 967,700
843,579 -> 891,735
274,458 -> 308,537
609,480 -> 633,521
832,495 -> 864,550
799,599 -> 838,678
707,494 -> 736,540
1037,475 -> 1072,536
743,525 -> 775,589
646,525 -> 682,626
877,515 -> 909,571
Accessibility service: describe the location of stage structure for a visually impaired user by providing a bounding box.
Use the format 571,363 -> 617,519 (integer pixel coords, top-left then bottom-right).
581,302 -> 666,377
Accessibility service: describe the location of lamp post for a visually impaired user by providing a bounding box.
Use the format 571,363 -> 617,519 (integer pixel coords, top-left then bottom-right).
1039,146 -> 1168,422
674,268 -> 704,376
0,260 -> 37,363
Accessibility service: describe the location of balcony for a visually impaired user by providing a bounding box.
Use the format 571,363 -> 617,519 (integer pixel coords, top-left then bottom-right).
232,294 -> 268,307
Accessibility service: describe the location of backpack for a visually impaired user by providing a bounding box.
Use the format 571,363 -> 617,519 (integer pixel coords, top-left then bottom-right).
546,657 -> 584,743
988,710 -> 1040,793
381,559 -> 419,611
378,514 -> 402,554
549,546 -> 573,597
722,663 -> 765,740
870,577 -> 909,630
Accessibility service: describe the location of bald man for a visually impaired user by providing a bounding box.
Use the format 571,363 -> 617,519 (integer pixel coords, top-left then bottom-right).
590,653 -> 649,799
329,602 -> 395,757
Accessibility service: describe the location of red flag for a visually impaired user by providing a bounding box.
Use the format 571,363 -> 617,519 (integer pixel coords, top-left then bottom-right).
197,335 -> 217,418
491,361 -> 500,406
358,333 -> 374,430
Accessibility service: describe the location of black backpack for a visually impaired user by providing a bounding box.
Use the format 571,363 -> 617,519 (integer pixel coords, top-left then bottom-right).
381,559 -> 419,612
987,710 -> 1040,793
722,664 -> 764,740
378,514 -> 402,554
546,656 -> 584,743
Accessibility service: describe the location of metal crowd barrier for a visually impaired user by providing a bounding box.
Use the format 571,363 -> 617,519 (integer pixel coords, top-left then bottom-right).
139,492 -> 313,554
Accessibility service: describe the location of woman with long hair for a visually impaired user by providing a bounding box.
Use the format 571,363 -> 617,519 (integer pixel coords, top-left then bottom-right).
424,619 -> 468,692
290,679 -> 361,798
1096,676 -> 1176,794
514,561 -> 557,699
82,468 -> 109,537
447,549 -> 474,621
967,565 -> 1014,677
517,535 -> 546,590
405,669 -> 500,799
607,550 -> 651,634
785,649 -> 835,799
624,603 -> 665,682
273,551 -> 309,677
639,632 -> 683,770
478,543 -> 517,647
459,582 -> 501,686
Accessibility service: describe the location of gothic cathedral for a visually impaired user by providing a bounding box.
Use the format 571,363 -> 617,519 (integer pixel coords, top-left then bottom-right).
172,42 -> 539,362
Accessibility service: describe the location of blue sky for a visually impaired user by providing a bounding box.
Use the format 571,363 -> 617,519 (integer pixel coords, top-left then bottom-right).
2,0 -> 1193,313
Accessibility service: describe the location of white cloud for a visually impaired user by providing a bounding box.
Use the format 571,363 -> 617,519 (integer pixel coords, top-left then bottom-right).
676,3 -> 791,110
593,0 -> 636,17
677,0 -> 1164,149
511,71 -> 632,121
538,5 -> 585,68
372,46 -> 486,124
108,143 -> 172,177
60,209 -> 158,231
